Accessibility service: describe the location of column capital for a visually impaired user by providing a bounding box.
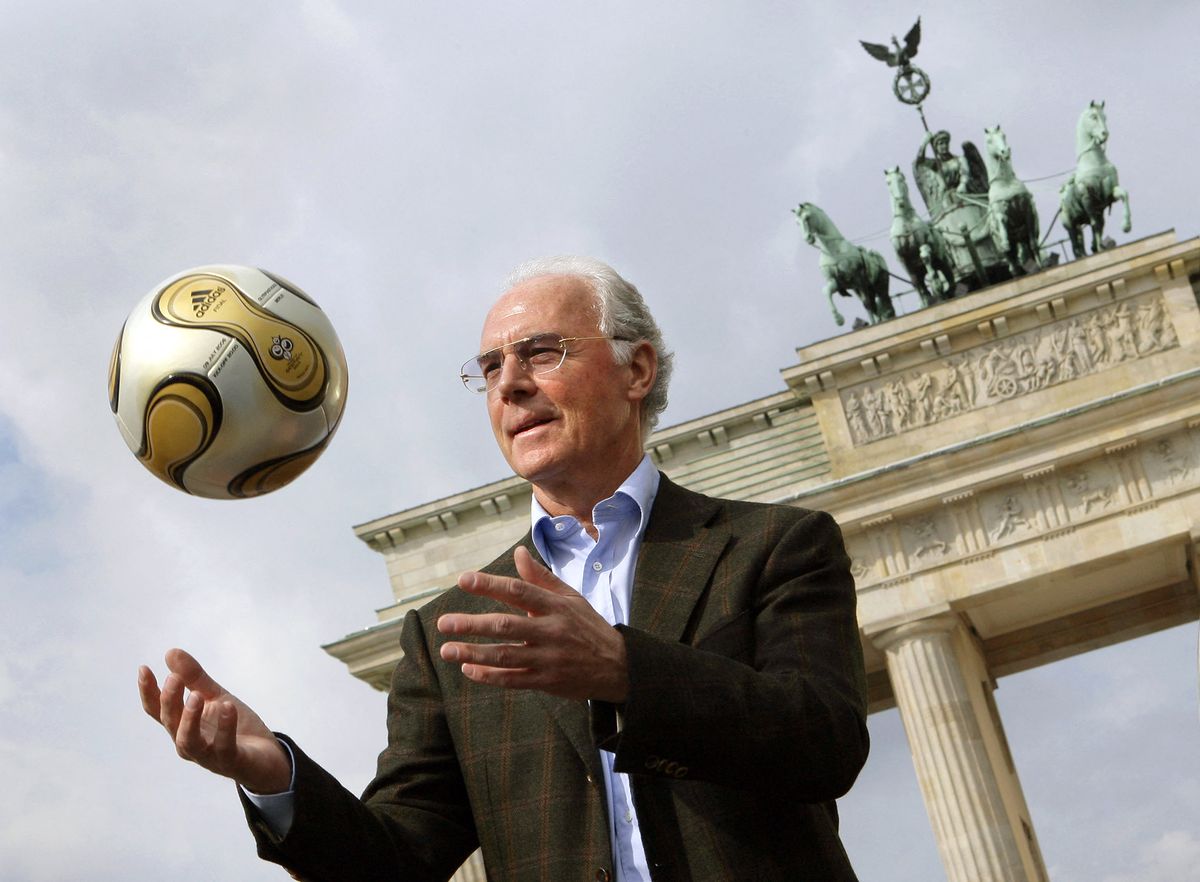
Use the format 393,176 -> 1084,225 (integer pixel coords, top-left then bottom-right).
867,607 -> 960,652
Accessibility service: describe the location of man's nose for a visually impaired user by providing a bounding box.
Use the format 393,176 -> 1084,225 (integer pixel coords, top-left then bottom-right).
494,350 -> 535,397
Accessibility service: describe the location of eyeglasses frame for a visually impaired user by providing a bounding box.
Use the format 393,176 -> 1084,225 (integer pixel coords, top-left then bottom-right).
459,333 -> 630,393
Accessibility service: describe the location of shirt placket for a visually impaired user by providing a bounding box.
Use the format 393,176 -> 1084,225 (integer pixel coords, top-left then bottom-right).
590,510 -> 646,880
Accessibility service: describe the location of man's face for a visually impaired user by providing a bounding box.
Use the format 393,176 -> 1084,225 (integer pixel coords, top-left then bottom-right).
478,274 -> 653,500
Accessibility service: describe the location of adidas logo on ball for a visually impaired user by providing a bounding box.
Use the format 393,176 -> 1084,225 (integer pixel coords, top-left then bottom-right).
190,287 -> 222,317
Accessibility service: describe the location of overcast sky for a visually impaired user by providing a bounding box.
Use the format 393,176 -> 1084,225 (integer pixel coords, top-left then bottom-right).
1,2 -> 1198,880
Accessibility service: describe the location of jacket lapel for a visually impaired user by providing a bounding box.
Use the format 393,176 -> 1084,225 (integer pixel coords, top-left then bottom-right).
502,477 -> 728,780
630,475 -> 729,642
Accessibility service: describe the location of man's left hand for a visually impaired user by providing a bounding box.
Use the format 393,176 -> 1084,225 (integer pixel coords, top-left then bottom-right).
437,546 -> 629,703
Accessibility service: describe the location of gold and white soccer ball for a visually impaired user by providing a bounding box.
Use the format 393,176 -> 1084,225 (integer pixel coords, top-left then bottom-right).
108,265 -> 349,499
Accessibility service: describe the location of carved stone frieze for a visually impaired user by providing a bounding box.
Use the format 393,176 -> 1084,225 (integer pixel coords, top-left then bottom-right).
847,424 -> 1200,590
901,511 -> 957,561
840,294 -> 1179,445
982,489 -> 1041,542
1142,434 -> 1196,490
1061,464 -> 1119,517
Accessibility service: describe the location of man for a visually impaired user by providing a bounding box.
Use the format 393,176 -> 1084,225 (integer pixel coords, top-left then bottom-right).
139,256 -> 869,881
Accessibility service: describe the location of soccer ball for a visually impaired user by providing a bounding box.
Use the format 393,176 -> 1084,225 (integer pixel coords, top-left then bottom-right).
107,265 -> 349,499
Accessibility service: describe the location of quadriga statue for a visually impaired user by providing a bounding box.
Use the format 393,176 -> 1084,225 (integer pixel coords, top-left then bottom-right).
794,201 -> 893,327
982,125 -> 1043,276
1060,100 -> 1131,258
913,129 -> 1006,289
884,166 -> 956,306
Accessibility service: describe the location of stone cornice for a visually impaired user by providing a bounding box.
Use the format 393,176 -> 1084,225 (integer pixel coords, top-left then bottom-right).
320,616 -> 407,690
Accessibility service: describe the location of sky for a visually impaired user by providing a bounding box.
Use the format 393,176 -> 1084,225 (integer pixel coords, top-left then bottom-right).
1,1 -> 1198,880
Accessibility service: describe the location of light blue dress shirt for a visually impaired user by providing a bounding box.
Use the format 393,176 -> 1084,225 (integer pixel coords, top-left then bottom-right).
530,454 -> 659,882
248,455 -> 660,882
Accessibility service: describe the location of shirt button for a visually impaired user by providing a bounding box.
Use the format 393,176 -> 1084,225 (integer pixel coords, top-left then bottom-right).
554,522 -> 565,532
595,870 -> 611,882
592,561 -> 603,572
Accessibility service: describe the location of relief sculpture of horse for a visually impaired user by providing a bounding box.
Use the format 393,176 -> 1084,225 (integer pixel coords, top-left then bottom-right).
1060,100 -> 1131,258
794,201 -> 893,327
983,125 -> 1043,277
885,166 -> 956,306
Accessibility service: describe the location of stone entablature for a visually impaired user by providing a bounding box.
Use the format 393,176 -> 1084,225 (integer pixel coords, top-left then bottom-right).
845,418 -> 1200,592
837,407 -> 1199,626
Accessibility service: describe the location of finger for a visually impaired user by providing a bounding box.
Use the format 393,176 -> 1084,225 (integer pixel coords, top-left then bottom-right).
137,666 -> 162,720
513,546 -> 577,597
160,672 -> 186,736
442,640 -> 531,670
456,571 -> 559,615
165,648 -> 224,699
437,610 -> 533,640
459,663 -> 537,689
175,691 -> 206,760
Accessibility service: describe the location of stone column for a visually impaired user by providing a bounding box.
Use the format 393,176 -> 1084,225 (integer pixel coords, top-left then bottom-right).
873,613 -> 1047,882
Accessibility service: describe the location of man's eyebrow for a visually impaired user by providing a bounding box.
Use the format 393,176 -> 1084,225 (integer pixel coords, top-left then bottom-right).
480,332 -> 556,354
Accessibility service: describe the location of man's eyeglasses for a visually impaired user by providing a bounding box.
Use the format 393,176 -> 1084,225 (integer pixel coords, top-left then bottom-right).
459,332 -> 627,393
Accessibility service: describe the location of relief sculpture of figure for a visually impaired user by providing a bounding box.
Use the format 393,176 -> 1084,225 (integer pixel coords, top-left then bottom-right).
910,515 -> 950,559
844,391 -> 869,442
992,494 -> 1032,540
1136,298 -> 1177,353
1066,470 -> 1114,514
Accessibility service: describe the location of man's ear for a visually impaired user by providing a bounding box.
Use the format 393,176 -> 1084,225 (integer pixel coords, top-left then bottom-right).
626,341 -> 657,403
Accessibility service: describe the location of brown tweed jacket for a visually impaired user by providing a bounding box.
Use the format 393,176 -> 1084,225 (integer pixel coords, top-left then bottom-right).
245,475 -> 869,881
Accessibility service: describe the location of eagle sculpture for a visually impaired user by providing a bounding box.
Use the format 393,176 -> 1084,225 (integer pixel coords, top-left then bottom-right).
860,18 -> 921,70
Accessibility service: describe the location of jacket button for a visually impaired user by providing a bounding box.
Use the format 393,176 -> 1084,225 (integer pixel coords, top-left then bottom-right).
595,869 -> 611,882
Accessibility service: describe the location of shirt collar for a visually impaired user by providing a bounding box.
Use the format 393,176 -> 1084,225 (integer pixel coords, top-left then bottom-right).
530,454 -> 660,552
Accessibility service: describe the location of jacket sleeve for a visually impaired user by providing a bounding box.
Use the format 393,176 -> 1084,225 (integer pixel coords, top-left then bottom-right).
592,507 -> 869,803
242,609 -> 478,882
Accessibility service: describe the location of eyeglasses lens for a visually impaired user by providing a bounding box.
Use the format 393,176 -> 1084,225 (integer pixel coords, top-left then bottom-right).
462,334 -> 567,392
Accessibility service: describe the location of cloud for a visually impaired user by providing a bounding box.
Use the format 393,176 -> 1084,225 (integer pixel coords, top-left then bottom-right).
1100,830 -> 1200,882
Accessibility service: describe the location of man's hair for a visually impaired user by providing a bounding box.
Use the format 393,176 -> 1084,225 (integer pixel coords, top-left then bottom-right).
504,255 -> 674,440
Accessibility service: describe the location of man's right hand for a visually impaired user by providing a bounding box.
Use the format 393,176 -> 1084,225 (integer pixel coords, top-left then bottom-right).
138,648 -> 292,795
